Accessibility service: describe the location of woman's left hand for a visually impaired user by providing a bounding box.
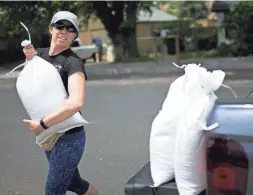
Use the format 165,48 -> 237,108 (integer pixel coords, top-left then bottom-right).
23,119 -> 44,136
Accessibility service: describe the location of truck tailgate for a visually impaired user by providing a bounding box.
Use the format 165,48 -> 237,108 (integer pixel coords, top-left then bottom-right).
125,162 -> 206,195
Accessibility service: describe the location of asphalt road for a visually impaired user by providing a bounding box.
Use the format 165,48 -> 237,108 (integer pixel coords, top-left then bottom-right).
0,77 -> 253,195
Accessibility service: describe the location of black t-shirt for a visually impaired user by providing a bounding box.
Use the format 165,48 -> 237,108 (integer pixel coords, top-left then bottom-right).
36,47 -> 87,94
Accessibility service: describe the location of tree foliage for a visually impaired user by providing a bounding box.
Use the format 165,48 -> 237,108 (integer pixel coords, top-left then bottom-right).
223,1 -> 253,56
0,1 -> 82,48
0,1 -> 153,61
84,1 -> 152,59
179,1 -> 209,20
155,1 -> 181,16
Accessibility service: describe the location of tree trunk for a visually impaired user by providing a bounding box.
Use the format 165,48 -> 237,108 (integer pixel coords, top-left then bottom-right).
92,1 -> 140,61
108,33 -> 125,61
124,1 -> 139,59
124,26 -> 138,59
92,1 -> 125,61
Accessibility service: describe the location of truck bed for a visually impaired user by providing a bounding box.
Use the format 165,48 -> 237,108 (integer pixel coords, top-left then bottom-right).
124,162 -> 206,195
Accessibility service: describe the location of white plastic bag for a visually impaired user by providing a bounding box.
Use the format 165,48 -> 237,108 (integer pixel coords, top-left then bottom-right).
149,62 -> 237,190
174,66 -> 225,195
6,22 -> 89,145
17,56 -> 88,145
149,63 -> 203,187
149,76 -> 186,187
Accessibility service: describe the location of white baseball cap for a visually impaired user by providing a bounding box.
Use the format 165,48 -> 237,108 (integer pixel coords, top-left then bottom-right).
50,11 -> 79,37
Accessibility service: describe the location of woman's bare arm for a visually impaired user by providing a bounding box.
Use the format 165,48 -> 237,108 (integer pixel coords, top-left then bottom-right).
42,72 -> 86,127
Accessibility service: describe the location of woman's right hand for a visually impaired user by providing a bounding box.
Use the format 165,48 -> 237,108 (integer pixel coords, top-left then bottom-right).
23,44 -> 37,60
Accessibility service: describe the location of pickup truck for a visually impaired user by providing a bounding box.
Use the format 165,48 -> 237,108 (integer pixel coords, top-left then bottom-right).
70,38 -> 107,61
125,99 -> 253,195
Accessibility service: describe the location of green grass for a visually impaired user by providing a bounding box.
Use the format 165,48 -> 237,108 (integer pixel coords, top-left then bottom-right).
134,49 -> 225,63
87,49 -> 230,66
154,49 -> 222,61
180,49 -> 221,59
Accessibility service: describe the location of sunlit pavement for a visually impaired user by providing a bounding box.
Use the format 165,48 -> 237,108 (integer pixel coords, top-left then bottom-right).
0,77 -> 252,195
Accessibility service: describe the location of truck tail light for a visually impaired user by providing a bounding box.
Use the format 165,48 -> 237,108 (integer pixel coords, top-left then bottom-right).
206,137 -> 248,195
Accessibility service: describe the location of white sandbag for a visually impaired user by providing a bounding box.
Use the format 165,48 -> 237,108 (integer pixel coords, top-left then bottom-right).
149,63 -> 202,187
149,104 -> 181,187
149,61 -> 237,191
15,56 -> 88,145
5,23 -> 89,146
174,66 -> 225,195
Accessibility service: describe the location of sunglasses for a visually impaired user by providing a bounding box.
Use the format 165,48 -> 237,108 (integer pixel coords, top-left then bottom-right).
52,22 -> 76,33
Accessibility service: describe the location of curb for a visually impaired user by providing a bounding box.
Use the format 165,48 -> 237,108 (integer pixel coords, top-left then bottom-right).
0,69 -> 252,81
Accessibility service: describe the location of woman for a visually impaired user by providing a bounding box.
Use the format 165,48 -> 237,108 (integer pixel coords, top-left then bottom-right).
23,11 -> 99,195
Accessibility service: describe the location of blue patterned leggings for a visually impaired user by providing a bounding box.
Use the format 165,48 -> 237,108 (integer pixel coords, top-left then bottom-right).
45,128 -> 89,195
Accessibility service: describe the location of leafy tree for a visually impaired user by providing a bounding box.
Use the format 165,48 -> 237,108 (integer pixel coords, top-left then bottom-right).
179,1 -> 209,20
0,1 -> 153,62
223,1 -> 253,56
83,1 -> 152,60
0,1 -> 82,49
155,1 -> 181,16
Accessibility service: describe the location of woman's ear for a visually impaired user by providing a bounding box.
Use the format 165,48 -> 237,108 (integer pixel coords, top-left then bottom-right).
49,26 -> 53,34
71,34 -> 77,43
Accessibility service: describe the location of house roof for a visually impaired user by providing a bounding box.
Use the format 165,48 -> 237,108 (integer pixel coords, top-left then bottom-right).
212,0 -> 240,12
137,6 -> 178,23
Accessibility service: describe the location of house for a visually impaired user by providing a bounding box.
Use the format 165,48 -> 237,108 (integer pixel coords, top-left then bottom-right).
136,6 -> 178,55
78,7 -> 178,56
